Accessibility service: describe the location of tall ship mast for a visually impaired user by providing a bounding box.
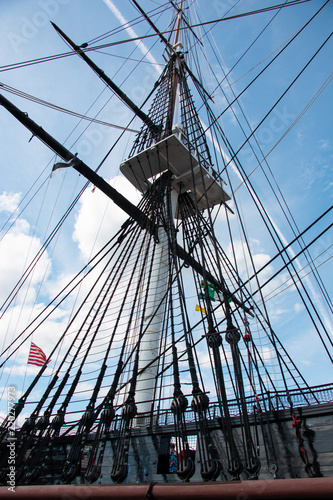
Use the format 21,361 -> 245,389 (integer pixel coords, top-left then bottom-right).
0,1 -> 332,497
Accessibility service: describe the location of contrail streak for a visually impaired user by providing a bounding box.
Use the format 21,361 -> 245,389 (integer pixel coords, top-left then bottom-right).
102,0 -> 163,75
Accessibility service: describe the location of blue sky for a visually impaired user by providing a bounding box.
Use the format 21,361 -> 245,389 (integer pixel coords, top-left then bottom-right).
0,0 -> 332,421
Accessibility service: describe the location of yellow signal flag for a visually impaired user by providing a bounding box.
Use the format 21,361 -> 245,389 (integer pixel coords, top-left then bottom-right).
195,304 -> 207,314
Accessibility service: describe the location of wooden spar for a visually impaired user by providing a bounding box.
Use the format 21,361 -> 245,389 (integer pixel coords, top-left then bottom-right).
131,0 -> 212,103
131,0 -> 173,51
169,0 -> 203,47
173,0 -> 184,46
165,0 -> 184,130
1,478 -> 333,499
50,22 -> 159,135
0,93 -> 149,231
0,92 -> 252,316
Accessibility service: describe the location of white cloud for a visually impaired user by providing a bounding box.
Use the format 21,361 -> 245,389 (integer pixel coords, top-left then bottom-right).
72,176 -> 141,260
0,299 -> 71,362
73,381 -> 94,399
3,364 -> 54,377
0,220 -> 51,305
294,302 -> 303,313
258,346 -> 275,363
224,238 -> 272,284
0,191 -> 21,213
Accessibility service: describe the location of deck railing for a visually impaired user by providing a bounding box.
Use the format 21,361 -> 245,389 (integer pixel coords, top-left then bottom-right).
156,383 -> 333,426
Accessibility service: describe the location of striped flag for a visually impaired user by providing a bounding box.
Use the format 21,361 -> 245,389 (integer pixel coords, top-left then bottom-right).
28,342 -> 50,367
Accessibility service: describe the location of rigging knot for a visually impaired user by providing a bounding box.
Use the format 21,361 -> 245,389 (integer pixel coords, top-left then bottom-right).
207,331 -> 222,348
85,464 -> 101,484
191,389 -> 209,412
62,461 -> 79,484
25,465 -> 42,483
22,416 -> 35,432
225,327 -> 241,345
81,409 -> 95,426
122,401 -> 137,422
101,405 -> 115,424
177,456 -> 195,481
146,481 -> 157,499
51,412 -> 65,429
201,457 -> 220,482
243,332 -> 252,343
36,415 -> 49,430
170,394 -> 188,415
111,463 -> 128,484
269,463 -> 278,479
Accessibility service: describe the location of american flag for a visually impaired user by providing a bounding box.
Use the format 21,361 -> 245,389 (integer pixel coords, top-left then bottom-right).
27,342 -> 50,367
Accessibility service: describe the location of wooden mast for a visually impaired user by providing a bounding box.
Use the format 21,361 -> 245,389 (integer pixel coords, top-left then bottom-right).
166,0 -> 184,131
135,0 -> 185,419
173,0 -> 184,46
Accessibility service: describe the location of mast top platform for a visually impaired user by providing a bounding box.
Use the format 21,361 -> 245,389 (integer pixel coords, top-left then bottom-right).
120,125 -> 231,215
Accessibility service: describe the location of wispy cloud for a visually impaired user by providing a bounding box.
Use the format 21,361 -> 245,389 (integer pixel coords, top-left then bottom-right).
102,0 -> 163,75
318,139 -> 330,151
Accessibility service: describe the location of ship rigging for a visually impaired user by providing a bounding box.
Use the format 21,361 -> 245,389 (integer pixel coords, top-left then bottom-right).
0,0 -> 332,495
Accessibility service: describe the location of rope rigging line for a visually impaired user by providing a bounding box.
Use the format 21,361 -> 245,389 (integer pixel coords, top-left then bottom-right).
239,205 -> 333,293
186,0 -> 274,93
185,197 -> 316,396
0,83 -> 139,132
0,57 -> 161,319
200,78 -> 333,365
230,71 -> 333,198
1,2 -> 332,486
251,221 -> 333,311
1,193 -> 159,477
202,0 -> 331,135
0,2 -> 316,74
0,219 -> 135,367
264,252 -> 333,304
87,1 -> 170,46
196,21 -> 333,319
178,198 -> 302,472
0,165 -> 51,241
